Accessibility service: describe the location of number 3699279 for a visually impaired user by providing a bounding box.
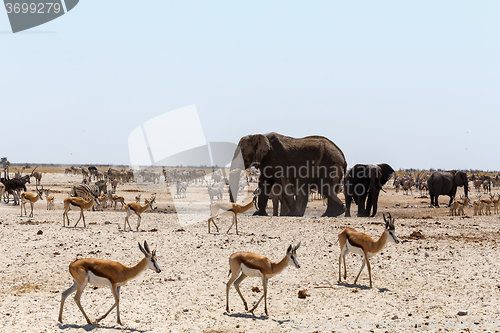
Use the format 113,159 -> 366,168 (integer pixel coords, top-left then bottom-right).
5,2 -> 62,14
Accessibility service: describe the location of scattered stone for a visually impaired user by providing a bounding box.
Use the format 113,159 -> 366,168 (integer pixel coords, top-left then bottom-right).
104,221 -> 112,224
135,319 -> 140,323
183,309 -> 189,312
298,289 -> 310,299
457,310 -> 468,316
37,230 -> 43,235
53,252 -> 60,255
251,287 -> 261,293
425,252 -> 430,257
175,228 -> 185,232
428,305 -> 435,309
409,231 -> 424,239
351,289 -> 359,293
391,315 -> 398,320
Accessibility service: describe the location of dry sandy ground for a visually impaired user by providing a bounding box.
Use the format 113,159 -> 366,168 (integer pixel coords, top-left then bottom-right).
0,173 -> 499,333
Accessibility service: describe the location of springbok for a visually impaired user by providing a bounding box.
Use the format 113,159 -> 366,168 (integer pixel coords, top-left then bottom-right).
44,189 -> 55,210
58,241 -> 161,325
208,196 -> 256,235
493,194 -> 500,214
338,213 -> 400,288
226,242 -> 301,316
473,195 -> 482,216
62,195 -> 99,228
123,195 -> 156,231
450,195 -> 469,216
109,193 -> 126,210
480,195 -> 493,216
20,185 -> 44,217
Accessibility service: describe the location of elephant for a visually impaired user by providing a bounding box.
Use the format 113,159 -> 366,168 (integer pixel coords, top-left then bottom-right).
229,132 -> 346,217
343,163 -> 395,217
427,170 -> 469,207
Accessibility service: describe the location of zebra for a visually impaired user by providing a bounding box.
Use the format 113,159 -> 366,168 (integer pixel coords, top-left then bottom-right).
71,180 -> 107,201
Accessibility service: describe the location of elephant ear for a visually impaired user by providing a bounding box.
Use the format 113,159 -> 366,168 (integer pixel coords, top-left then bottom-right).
453,171 -> 465,186
378,164 -> 395,186
454,171 -> 468,187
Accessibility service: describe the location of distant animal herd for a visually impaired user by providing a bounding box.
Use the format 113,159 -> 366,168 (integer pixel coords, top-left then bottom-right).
1,132 -> 499,326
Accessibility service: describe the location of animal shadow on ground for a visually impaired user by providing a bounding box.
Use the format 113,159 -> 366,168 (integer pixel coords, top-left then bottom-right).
224,311 -> 268,320
57,322 -> 148,332
335,281 -> 373,291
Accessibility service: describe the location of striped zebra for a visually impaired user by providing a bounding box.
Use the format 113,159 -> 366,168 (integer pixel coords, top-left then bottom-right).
71,180 -> 107,200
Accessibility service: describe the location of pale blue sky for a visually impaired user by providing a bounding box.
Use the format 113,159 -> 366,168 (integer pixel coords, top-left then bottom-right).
1,1 -> 499,170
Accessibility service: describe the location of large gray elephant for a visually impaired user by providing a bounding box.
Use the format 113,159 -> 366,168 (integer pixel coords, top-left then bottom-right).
343,163 -> 395,217
229,132 -> 346,217
428,170 -> 469,207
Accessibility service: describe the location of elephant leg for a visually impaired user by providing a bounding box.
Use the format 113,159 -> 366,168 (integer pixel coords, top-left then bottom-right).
271,194 -> 279,216
294,191 -> 308,216
281,180 -> 297,216
288,193 -> 309,216
344,195 -> 352,217
280,197 -> 290,216
254,179 -> 274,216
448,195 -> 454,207
322,195 -> 345,217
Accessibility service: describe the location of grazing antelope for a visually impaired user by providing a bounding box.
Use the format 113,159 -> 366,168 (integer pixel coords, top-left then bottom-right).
208,196 -> 256,235
124,196 -> 155,231
109,193 -> 126,210
62,195 -> 99,228
338,213 -> 400,288
20,186 -> 44,217
450,195 -> 469,216
480,194 -> 494,216
58,241 -> 161,326
226,242 -> 301,316
135,194 -> 141,203
493,194 -> 500,214
44,190 -> 55,210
